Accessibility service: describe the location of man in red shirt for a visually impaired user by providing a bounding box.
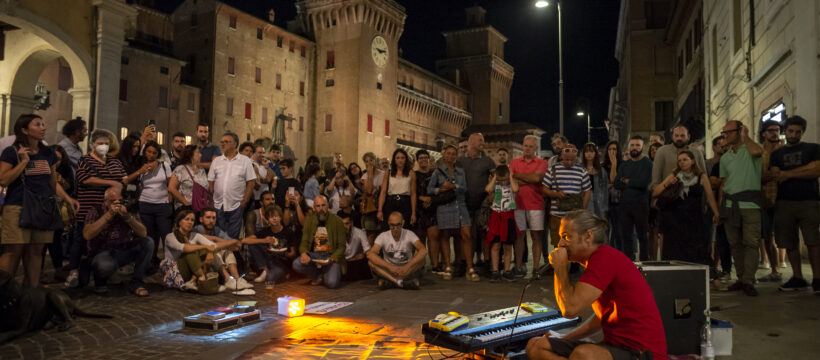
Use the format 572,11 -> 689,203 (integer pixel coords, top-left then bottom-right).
526,210 -> 667,360
510,135 -> 549,279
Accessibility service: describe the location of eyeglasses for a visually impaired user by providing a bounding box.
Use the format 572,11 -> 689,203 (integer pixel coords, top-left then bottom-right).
562,148 -> 578,153
720,128 -> 740,135
763,128 -> 780,133
388,223 -> 403,228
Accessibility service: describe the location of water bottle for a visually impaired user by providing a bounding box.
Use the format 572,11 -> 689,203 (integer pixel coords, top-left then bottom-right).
701,318 -> 715,360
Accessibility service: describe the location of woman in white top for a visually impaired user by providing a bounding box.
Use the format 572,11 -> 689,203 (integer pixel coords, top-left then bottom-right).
377,148 -> 417,230
137,141 -> 173,265
169,144 -> 209,210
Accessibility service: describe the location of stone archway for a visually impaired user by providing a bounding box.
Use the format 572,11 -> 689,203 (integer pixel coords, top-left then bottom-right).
0,8 -> 94,137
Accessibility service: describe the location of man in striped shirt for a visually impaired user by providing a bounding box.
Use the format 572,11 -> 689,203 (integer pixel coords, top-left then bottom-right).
541,144 -> 592,258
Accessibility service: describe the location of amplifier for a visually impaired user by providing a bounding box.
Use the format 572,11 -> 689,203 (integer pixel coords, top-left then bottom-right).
637,261 -> 709,355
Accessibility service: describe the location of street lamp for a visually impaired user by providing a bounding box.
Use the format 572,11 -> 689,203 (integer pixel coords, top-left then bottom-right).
577,111 -> 590,142
534,1 -> 564,135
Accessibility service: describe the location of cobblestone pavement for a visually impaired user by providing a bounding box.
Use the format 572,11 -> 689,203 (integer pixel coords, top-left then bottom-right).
2,264 -> 820,359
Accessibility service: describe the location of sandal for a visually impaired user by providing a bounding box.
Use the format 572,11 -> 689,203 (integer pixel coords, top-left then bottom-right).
467,268 -> 480,282
132,287 -> 149,297
442,267 -> 453,280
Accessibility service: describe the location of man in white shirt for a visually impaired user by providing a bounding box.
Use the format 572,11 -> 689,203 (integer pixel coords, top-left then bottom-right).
208,132 -> 256,239
367,212 -> 427,289
340,212 -> 370,281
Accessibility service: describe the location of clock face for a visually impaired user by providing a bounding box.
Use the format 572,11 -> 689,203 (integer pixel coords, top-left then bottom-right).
371,36 -> 388,67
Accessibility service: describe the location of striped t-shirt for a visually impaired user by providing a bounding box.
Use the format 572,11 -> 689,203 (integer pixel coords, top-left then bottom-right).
76,155 -> 127,224
541,163 -> 591,218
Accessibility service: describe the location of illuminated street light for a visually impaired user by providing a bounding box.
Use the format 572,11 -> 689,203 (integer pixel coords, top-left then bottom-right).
577,110 -> 590,142
534,1 -> 564,135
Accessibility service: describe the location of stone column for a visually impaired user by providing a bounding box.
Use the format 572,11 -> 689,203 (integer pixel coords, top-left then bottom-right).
1,94 -> 37,136
91,0 -> 135,131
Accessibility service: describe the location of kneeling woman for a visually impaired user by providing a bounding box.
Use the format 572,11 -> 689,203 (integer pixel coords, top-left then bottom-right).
163,209 -> 236,290
243,205 -> 298,283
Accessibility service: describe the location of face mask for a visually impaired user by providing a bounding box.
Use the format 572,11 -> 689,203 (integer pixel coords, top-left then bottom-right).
95,144 -> 109,156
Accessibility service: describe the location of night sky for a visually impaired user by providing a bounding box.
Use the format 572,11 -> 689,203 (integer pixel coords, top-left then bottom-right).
164,0 -> 621,147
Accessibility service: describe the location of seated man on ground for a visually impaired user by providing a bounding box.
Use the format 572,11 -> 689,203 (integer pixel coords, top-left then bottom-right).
243,205 -> 298,283
367,212 -> 427,290
244,191 -> 276,281
194,207 -> 252,290
83,188 -> 153,296
526,210 -> 667,360
164,209 -> 239,293
292,195 -> 347,289
340,212 -> 371,281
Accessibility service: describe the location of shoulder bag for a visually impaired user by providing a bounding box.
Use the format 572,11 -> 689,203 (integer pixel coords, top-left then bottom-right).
183,165 -> 213,212
16,147 -> 64,231
430,168 -> 457,206
550,165 -> 583,212
655,179 -> 682,209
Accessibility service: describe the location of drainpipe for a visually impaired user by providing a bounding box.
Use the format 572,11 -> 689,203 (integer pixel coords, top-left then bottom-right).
746,0 -> 756,134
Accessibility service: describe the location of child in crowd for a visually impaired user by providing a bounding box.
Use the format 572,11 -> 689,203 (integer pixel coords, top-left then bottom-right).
484,165 -> 519,282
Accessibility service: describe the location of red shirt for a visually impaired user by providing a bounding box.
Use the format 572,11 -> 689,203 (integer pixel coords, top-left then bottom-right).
579,245 -> 667,360
509,156 -> 548,210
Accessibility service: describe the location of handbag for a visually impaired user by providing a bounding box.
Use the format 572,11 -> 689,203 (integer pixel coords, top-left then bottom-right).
197,271 -> 220,295
183,165 -> 213,211
550,165 -> 583,212
655,179 -> 682,208
16,147 -> 63,231
430,168 -> 456,206
360,171 -> 380,214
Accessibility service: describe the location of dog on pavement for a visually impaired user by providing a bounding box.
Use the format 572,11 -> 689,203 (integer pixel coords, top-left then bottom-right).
0,270 -> 113,344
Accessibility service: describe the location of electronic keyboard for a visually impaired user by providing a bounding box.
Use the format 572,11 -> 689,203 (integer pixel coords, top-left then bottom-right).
422,304 -> 581,354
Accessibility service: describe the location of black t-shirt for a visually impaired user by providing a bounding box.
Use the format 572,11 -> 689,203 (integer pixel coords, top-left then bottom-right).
257,226 -> 297,250
770,142 -> 820,201
274,177 -> 302,209
0,145 -> 58,206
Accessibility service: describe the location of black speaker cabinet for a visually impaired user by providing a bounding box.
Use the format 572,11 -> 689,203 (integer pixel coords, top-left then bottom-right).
637,261 -> 709,355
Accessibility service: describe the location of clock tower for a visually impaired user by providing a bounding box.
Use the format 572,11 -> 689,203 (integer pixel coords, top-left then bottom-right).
297,0 -> 406,163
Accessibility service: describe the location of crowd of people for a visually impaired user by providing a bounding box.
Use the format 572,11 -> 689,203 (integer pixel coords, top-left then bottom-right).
0,113 -> 817,299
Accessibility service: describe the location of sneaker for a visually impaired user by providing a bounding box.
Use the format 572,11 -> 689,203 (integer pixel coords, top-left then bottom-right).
224,277 -> 238,290
719,272 -> 732,281
531,271 -> 542,281
502,271 -> 516,282
742,283 -> 758,297
779,262 -> 788,269
489,271 -> 501,283
431,265 -> 444,275
512,267 -> 527,279
232,288 -> 256,296
64,272 -> 79,288
779,277 -> 809,292
727,281 -> 744,292
218,285 -> 227,293
180,278 -> 198,292
758,273 -> 782,282
403,279 -> 420,290
236,277 -> 254,290
253,269 -> 268,283
812,279 -> 820,296
758,263 -> 771,270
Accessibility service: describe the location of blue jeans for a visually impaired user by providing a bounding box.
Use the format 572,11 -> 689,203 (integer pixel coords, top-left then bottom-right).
90,237 -> 154,290
291,257 -> 341,289
217,206 -> 244,239
248,244 -> 290,282
138,202 -> 173,262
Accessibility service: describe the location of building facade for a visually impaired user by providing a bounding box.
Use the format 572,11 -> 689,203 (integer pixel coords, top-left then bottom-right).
610,0 -> 678,146
703,0 -> 820,150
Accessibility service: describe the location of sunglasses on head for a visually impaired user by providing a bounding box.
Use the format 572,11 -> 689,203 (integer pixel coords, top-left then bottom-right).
562,148 -> 578,153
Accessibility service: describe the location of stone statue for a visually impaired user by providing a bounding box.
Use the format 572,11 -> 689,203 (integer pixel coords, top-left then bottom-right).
272,107 -> 295,145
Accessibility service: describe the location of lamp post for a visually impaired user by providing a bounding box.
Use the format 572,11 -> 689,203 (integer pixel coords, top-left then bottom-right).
535,1 -> 564,135
577,111 -> 590,142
